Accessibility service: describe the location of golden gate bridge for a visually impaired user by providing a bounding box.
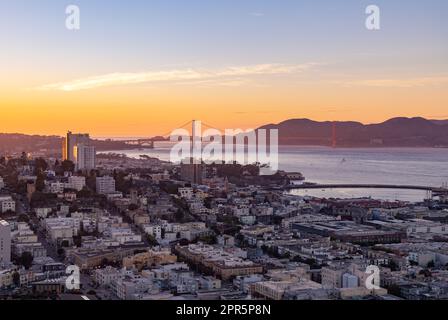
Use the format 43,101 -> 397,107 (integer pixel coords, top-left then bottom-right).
118,120 -> 339,147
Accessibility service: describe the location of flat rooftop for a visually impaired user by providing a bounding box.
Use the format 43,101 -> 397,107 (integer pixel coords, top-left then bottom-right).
0,220 -> 10,226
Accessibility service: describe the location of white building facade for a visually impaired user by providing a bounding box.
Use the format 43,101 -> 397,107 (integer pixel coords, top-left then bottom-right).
0,220 -> 11,265
96,176 -> 116,195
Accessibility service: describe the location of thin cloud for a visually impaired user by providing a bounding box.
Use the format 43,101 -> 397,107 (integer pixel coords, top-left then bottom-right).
178,78 -> 251,88
235,110 -> 276,115
34,63 -> 319,92
250,12 -> 265,17
340,76 -> 448,88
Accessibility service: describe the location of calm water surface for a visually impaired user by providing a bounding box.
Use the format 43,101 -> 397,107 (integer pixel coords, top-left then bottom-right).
107,145 -> 448,202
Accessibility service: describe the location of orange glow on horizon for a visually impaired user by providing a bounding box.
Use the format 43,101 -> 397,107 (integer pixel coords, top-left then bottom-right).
2,78 -> 447,137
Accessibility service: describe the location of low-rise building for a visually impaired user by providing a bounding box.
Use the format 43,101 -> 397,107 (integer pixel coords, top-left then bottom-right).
251,278 -> 322,300
69,247 -> 136,270
175,243 -> 263,280
0,196 -> 15,213
122,248 -> 177,270
96,176 -> 116,195
93,266 -> 121,286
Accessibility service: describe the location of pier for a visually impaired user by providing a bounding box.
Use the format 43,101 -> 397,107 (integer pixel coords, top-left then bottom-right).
284,184 -> 448,199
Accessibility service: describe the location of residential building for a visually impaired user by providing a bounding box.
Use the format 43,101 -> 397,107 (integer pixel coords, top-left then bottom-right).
70,247 -> 136,270
175,244 -> 263,280
0,220 -> 11,265
68,176 -> 86,191
251,279 -> 322,300
0,269 -> 13,288
179,187 -> 194,199
43,217 -> 80,244
96,176 -> 116,195
73,144 -> 96,171
122,249 -> 177,270
0,196 -> 15,213
342,273 -> 359,288
93,266 -> 121,286
62,131 -> 90,162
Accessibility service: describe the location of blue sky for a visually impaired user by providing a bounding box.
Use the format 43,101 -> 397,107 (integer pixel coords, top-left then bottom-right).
1,0 -> 447,75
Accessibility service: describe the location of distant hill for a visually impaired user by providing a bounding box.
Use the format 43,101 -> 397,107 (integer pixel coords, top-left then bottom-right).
258,117 -> 448,147
431,119 -> 448,126
1,117 -> 448,154
0,133 -> 61,154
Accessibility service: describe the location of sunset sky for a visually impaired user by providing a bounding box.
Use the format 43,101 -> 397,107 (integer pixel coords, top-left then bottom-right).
1,0 -> 447,137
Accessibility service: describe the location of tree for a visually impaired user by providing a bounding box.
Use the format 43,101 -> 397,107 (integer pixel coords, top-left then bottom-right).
18,214 -> 30,223
34,158 -> 48,174
179,238 -> 189,246
73,235 -> 82,247
305,258 -> 317,266
419,269 -> 432,278
174,209 -> 184,222
19,252 -> 34,270
30,192 -> 57,208
146,234 -> 159,246
57,248 -> 66,258
100,258 -> 110,267
386,284 -> 402,297
197,235 -> 217,245
61,160 -> 75,173
77,187 -> 93,198
204,197 -> 213,209
114,171 -> 132,193
389,260 -> 400,271
86,174 -> 97,191
69,204 -> 79,213
12,271 -> 20,287
159,181 -> 179,195
20,152 -> 27,165
35,172 -> 45,192
60,240 -> 70,248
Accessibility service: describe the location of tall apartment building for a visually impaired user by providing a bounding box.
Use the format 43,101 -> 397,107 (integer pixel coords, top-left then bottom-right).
62,131 -> 96,172
73,144 -> 96,171
0,220 -> 11,265
62,131 -> 91,162
0,177 -> 4,190
96,176 -> 116,194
